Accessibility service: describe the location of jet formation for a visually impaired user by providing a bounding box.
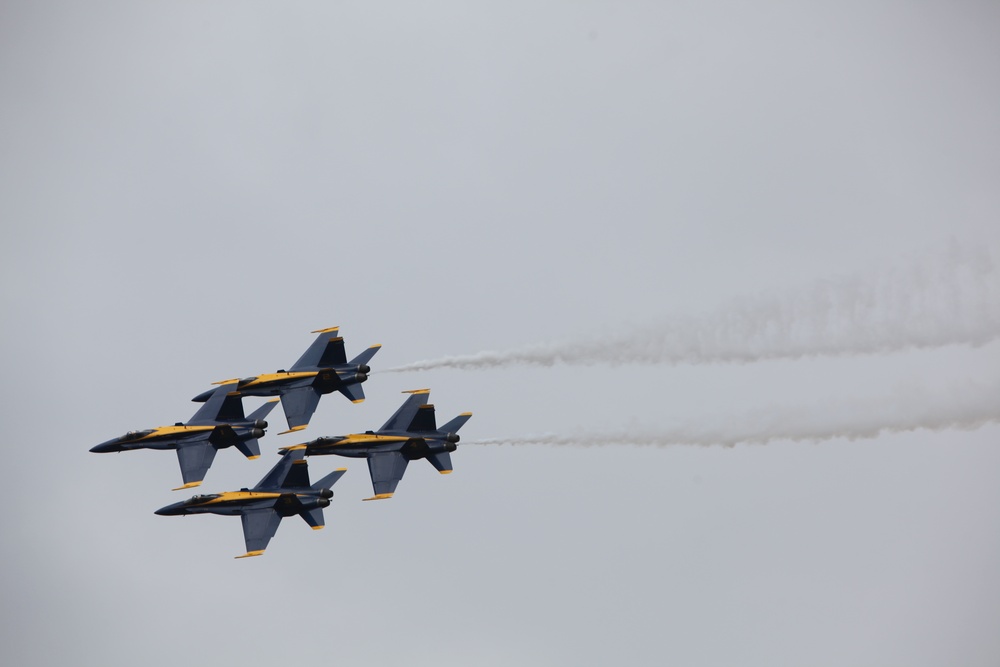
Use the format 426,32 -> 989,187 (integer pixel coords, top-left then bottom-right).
91,327 -> 472,558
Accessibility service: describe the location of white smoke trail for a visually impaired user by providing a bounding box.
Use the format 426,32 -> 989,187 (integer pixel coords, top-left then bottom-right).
466,380 -> 1000,448
387,243 -> 1000,372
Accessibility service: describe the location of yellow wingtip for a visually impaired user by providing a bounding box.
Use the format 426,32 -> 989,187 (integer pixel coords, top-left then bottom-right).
362,493 -> 394,501
369,343 -> 382,349
335,467 -> 347,472
278,425 -> 308,435
311,525 -> 325,531
172,481 -> 202,491
439,470 -> 453,475
459,412 -> 473,417
235,550 -> 265,559
247,455 -> 260,460
351,398 -> 365,404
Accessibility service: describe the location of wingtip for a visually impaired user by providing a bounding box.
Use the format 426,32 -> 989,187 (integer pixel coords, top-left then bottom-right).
235,550 -> 265,559
459,412 -> 473,417
369,343 -> 382,349
311,525 -> 325,531
246,455 -> 260,460
278,425 -> 308,435
439,470 -> 453,475
351,398 -> 365,404
362,493 -> 394,501
172,481 -> 202,491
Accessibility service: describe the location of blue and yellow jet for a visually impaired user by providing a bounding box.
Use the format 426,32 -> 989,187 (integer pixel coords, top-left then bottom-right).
192,327 -> 380,435
287,389 -> 472,501
90,382 -> 277,490
155,447 -> 346,558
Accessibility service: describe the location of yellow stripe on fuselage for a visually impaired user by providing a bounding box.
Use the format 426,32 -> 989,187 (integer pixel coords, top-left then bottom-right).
239,371 -> 318,389
325,434 -> 411,446
140,425 -> 215,440
195,491 -> 283,506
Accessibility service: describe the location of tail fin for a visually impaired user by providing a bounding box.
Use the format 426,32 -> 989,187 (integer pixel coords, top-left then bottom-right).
438,412 -> 472,434
349,344 -> 382,368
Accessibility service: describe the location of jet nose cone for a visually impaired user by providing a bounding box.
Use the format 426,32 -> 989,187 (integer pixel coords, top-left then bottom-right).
90,440 -> 117,453
154,502 -> 186,516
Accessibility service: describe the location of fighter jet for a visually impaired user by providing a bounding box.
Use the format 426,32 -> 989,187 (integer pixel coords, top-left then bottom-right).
155,447 -> 346,558
192,327 -> 380,435
90,383 -> 276,490
288,389 -> 471,501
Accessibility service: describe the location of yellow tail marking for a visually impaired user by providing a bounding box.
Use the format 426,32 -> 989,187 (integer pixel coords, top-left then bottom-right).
283,444 -> 307,452
311,326 -> 340,334
235,550 -> 265,559
311,525 -> 325,531
362,493 -> 394,501
459,412 -> 473,417
247,455 -> 260,460
212,378 -> 240,386
368,344 -> 382,349
266,398 -> 281,403
351,398 -> 365,404
439,470 -> 453,475
172,481 -> 202,491
402,388 -> 431,394
279,425 -> 308,435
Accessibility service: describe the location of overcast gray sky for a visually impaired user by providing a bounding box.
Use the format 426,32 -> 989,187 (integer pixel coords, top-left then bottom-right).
2,2 -> 999,666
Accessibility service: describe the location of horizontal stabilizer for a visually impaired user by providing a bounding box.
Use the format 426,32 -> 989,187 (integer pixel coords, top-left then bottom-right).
426,451 -> 453,474
246,399 -> 279,423
339,383 -> 365,403
236,438 -> 261,459
300,508 -> 325,530
349,344 -> 381,369
438,412 -> 472,434
312,467 -> 347,491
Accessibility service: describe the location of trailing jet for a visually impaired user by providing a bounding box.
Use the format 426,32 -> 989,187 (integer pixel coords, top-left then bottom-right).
192,327 -> 380,434
155,447 -> 346,558
287,389 -> 471,501
90,383 -> 276,490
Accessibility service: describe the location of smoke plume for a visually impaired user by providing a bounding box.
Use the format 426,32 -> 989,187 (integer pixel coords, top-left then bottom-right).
388,243 -> 1000,372
467,380 -> 1000,448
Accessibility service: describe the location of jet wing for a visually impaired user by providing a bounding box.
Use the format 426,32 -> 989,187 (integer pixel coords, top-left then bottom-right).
279,386 -> 322,432
238,508 -> 283,558
364,451 -> 410,500
290,328 -> 343,371
174,441 -> 218,490
379,391 -> 430,431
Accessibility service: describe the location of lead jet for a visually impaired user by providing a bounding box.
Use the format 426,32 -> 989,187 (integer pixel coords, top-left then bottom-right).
155,447 -> 346,558
90,383 -> 276,490
192,327 -> 380,434
288,389 -> 471,501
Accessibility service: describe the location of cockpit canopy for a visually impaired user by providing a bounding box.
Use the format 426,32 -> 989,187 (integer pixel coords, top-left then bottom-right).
189,494 -> 221,503
121,429 -> 155,441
